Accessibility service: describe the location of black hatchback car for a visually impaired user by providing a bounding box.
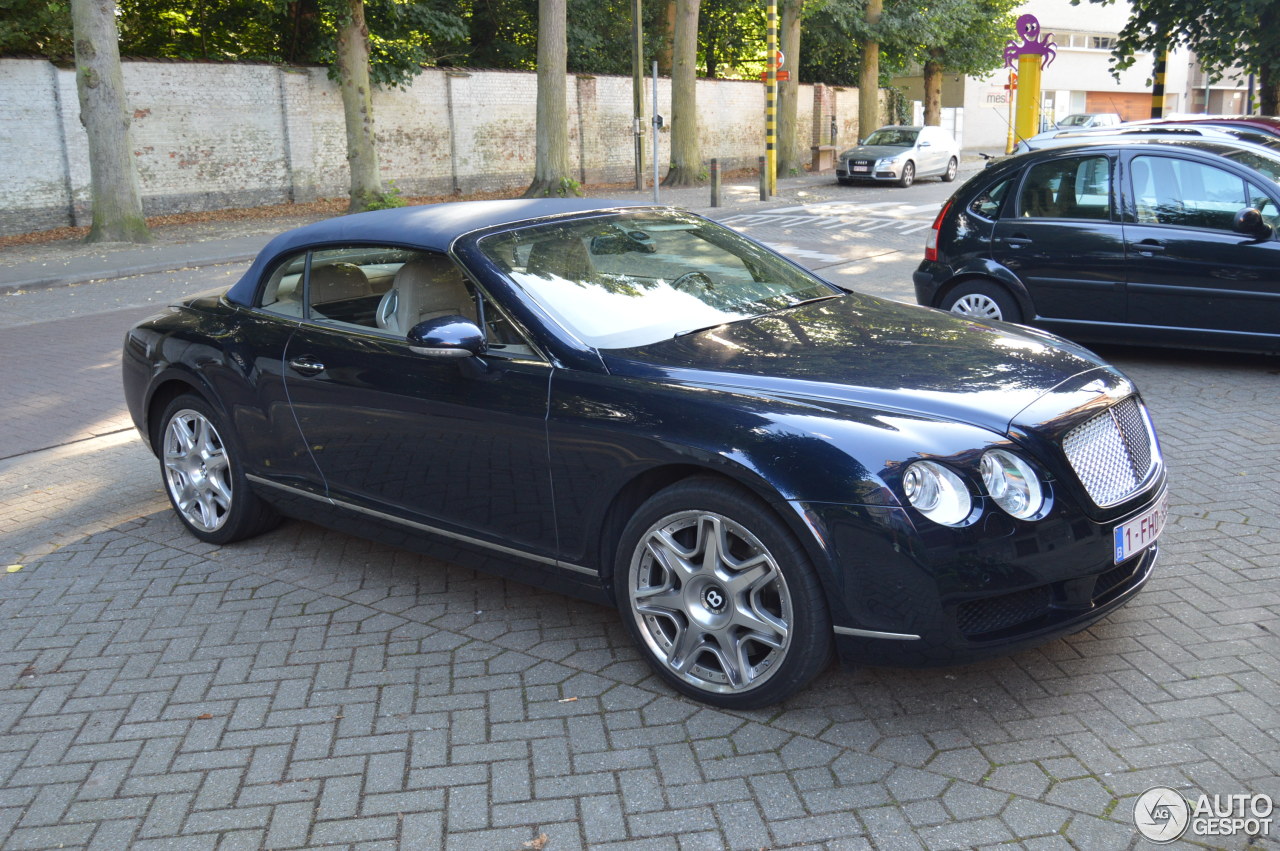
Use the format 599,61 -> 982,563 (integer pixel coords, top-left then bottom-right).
914,140 -> 1280,352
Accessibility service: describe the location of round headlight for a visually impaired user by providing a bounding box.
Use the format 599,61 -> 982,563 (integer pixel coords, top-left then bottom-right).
980,449 -> 1045,519
902,461 -> 972,526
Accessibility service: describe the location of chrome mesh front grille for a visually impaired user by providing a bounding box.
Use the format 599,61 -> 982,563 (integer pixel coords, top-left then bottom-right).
1062,397 -> 1157,507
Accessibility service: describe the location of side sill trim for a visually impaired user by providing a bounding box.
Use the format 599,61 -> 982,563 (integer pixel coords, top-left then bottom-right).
246,474 -> 598,577
833,626 -> 922,641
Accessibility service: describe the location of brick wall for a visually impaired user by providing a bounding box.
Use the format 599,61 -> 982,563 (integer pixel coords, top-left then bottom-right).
0,58 -> 876,236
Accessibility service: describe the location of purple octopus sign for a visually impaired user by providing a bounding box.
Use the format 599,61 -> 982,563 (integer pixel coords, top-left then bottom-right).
1005,14 -> 1057,68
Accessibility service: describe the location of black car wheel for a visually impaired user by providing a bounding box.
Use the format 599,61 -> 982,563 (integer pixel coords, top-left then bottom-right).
158,395 -> 280,544
941,280 -> 1023,323
614,477 -> 832,708
942,157 -> 958,182
898,161 -> 916,188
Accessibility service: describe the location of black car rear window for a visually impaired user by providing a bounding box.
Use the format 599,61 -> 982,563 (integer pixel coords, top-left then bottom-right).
968,177 -> 1012,220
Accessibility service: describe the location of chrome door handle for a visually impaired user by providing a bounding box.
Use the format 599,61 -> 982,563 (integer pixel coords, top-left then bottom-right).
1135,240 -> 1165,255
1003,236 -> 1033,247
288,357 -> 326,376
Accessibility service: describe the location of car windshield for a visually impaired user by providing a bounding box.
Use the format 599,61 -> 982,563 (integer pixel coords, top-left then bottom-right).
864,128 -> 918,147
1057,115 -> 1091,127
476,210 -> 837,349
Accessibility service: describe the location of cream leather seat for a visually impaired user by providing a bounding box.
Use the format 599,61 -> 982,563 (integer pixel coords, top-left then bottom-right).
375,257 -> 476,337
309,263 -> 371,307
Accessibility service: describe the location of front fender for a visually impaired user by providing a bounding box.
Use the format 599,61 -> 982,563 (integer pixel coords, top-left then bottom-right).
547,370 -> 1011,616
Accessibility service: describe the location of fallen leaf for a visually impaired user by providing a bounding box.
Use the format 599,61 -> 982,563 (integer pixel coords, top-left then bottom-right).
522,834 -> 549,850
6,565 -> 22,573
196,713 -> 213,720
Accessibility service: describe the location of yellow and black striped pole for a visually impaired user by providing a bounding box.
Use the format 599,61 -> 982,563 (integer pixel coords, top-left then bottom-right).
765,0 -> 777,197
1151,47 -> 1168,118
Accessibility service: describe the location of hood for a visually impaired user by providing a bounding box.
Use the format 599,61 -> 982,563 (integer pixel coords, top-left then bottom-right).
841,145 -> 914,161
601,293 -> 1114,436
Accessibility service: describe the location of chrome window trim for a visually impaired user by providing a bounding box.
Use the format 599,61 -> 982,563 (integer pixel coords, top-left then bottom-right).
832,627 -> 922,640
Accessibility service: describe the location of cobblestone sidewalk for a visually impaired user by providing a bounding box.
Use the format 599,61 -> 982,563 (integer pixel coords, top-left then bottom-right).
1,329 -> 1278,850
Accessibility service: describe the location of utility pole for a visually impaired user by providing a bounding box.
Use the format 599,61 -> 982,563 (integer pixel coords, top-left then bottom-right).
765,0 -> 777,196
632,0 -> 645,190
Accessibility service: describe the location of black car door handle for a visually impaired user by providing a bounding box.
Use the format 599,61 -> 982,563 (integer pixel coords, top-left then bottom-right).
1134,239 -> 1165,255
288,356 -> 326,376
1002,236 -> 1033,247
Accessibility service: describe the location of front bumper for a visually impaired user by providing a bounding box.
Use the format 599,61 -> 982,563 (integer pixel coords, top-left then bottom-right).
836,161 -> 906,182
804,479 -> 1167,667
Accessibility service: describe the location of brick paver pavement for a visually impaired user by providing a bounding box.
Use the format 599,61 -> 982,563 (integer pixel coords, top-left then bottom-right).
2,339 -> 1278,849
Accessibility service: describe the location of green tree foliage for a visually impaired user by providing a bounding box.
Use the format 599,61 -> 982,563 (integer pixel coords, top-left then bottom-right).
698,0 -> 764,78
1075,0 -> 1280,114
897,0 -> 1016,77
0,0 -> 73,56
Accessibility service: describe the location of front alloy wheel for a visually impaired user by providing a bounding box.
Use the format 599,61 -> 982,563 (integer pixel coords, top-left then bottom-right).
163,408 -> 233,533
616,479 -> 831,708
898,161 -> 916,188
157,395 -> 280,544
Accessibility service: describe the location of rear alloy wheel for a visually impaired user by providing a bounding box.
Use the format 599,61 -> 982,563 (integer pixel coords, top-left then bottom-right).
898,161 -> 916,188
615,478 -> 831,708
941,280 -> 1023,323
158,395 -> 279,544
942,156 -> 958,182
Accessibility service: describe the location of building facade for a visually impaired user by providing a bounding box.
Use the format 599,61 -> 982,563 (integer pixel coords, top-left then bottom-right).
894,0 -> 1250,151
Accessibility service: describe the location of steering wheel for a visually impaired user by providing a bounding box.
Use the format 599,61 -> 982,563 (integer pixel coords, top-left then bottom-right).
671,271 -> 715,293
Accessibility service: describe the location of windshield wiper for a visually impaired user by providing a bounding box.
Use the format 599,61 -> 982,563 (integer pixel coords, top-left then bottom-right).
776,294 -> 842,311
673,321 -> 728,338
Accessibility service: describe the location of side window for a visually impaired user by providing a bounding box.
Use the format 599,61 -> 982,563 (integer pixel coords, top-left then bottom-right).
1018,156 -> 1112,220
1248,183 -> 1279,231
259,253 -> 307,317
1132,156 -> 1248,231
305,247 -> 478,335
476,291 -> 539,358
968,176 -> 1012,220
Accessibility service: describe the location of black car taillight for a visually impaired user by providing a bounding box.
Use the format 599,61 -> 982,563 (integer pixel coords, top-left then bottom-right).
925,199 -> 953,262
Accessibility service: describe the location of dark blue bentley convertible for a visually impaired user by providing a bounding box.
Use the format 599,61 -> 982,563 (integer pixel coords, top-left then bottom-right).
123,199 -> 1168,707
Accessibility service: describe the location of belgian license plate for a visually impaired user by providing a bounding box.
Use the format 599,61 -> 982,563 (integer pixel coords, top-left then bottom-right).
1113,492 -> 1168,563
853,165 -> 870,173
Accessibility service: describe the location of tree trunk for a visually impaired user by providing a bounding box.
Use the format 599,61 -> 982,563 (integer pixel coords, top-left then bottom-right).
1261,66 -> 1279,115
657,0 -> 675,75
922,56 -> 942,126
857,0 -> 882,142
336,0 -> 382,212
777,0 -> 803,175
70,0 -> 149,243
524,0 -> 573,196
663,0 -> 701,186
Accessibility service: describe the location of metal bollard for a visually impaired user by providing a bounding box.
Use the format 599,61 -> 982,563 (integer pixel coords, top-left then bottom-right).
709,159 -> 721,207
759,156 -> 768,200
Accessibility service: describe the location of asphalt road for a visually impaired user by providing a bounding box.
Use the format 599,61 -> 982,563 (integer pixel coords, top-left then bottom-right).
1,181 -> 1278,850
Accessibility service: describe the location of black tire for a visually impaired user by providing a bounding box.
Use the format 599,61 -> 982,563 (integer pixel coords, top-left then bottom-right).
939,279 -> 1023,323
156,394 -> 280,545
613,477 -> 832,709
898,161 -> 916,188
942,156 -> 958,182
